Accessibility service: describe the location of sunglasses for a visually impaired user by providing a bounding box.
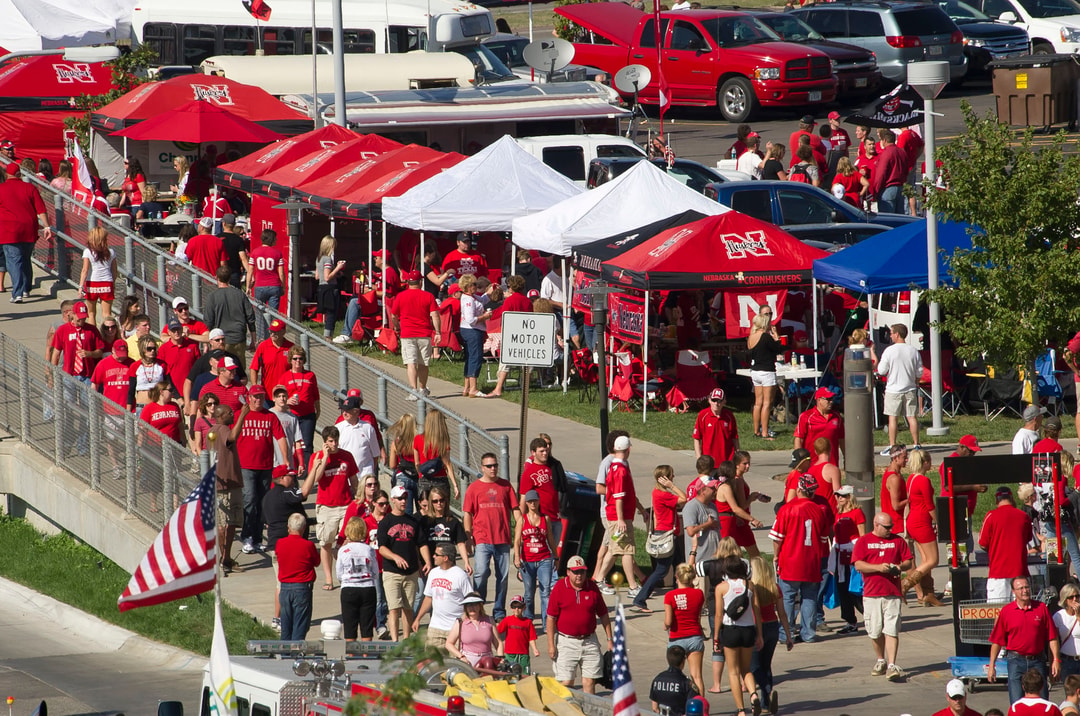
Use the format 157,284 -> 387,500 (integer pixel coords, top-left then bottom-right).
482,463 -> 498,469
431,498 -> 446,504
375,501 -> 389,507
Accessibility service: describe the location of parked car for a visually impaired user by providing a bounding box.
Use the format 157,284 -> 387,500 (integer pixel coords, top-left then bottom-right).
588,157 -> 751,193
938,0 -> 1031,75
703,180 -> 919,228
515,134 -> 646,185
783,221 -> 896,247
791,1 -> 968,85
968,0 -> 1080,53
744,10 -> 883,98
555,2 -> 837,121
483,33 -> 594,83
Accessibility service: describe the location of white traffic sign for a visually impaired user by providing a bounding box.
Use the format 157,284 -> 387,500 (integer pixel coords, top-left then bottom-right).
500,311 -> 556,367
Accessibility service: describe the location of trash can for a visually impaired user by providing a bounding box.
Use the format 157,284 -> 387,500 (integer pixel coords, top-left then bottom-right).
557,471 -> 604,575
991,54 -> 1080,130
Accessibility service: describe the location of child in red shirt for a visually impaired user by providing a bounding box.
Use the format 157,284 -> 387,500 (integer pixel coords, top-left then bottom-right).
497,595 -> 539,674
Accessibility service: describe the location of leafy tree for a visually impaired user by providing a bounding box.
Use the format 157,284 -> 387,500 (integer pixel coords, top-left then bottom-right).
921,102 -> 1080,373
63,44 -> 159,149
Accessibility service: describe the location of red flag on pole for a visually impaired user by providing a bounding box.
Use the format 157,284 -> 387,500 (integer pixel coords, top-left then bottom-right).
242,0 -> 272,21
653,1 -> 670,138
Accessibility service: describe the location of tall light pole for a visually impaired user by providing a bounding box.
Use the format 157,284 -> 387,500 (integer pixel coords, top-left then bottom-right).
274,197 -> 315,320
908,61 -> 950,437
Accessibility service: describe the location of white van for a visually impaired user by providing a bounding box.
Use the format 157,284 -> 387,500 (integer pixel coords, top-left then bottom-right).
514,134 -> 646,186
869,290 -> 924,349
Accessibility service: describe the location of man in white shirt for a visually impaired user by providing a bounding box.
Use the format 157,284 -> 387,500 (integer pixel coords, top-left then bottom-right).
337,396 -> 379,476
876,324 -> 923,452
411,543 -> 474,647
1012,404 -> 1044,454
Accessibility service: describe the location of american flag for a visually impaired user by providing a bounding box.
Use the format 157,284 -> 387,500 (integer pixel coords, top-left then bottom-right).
118,469 -> 218,612
612,604 -> 639,716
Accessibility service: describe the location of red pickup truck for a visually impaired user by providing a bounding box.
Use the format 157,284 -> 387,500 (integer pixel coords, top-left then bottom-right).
556,3 -> 838,122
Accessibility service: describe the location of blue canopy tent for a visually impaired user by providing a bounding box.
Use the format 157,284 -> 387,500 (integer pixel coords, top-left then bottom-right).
812,219 -> 979,292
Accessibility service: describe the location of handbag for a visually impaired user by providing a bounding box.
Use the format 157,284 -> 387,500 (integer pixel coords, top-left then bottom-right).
645,506 -> 676,558
848,567 -> 864,596
822,572 -> 839,610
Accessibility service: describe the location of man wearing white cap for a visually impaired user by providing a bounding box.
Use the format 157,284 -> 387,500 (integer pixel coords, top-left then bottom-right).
693,388 -> 739,465
593,435 -> 646,598
932,679 -> 982,716
185,215 -> 226,277
199,354 -> 249,414
547,555 -> 613,694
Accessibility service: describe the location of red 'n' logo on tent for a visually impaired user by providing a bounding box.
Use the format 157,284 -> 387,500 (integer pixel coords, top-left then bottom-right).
191,84 -> 234,105
722,230 -> 772,260
53,63 -> 95,84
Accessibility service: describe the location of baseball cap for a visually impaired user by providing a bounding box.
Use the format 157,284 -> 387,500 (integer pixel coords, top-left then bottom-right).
268,318 -> 286,332
447,282 -> 461,295
527,289 -> 539,299
524,490 -> 540,503
567,555 -> 588,572
462,593 -> 485,605
995,485 -> 1013,500
208,328 -> 225,340
835,485 -> 854,497
0,140 -> 14,150
1023,404 -> 1047,421
167,317 -> 183,331
272,464 -> 297,479
112,341 -> 129,356
273,384 -> 288,396
789,448 -> 811,468
798,473 -> 818,494
510,594 -> 525,607
343,396 -> 362,411
373,248 -> 390,260
4,164 -> 17,176
709,388 -> 725,401
814,386 -> 836,400
747,131 -> 760,138
828,111 -> 841,121
800,114 -> 816,126
703,478 -> 721,490
248,385 -> 267,397
199,216 -> 214,229
209,348 -> 227,360
72,301 -> 89,318
614,435 -> 632,451
222,213 -> 236,225
221,356 -> 238,370
793,330 -> 809,342
172,296 -> 189,309
958,434 -> 981,452
347,388 -> 363,399
1046,415 -> 1064,431
946,679 -> 966,698
406,270 -> 422,282
390,485 -> 408,499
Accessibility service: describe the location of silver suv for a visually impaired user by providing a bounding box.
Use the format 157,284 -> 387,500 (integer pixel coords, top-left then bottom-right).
791,1 -> 968,84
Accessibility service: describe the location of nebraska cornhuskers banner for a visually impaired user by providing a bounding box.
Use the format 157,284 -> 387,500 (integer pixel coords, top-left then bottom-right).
609,293 -> 646,345
724,290 -> 787,339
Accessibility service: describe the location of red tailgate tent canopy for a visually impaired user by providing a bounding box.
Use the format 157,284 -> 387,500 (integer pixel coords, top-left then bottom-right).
335,152 -> 465,220
251,134 -> 403,200
0,54 -> 115,165
214,123 -> 360,192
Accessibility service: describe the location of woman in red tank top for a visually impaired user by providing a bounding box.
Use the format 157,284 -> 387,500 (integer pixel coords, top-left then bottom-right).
902,449 -> 943,606
880,446 -> 909,536
514,490 -> 555,626
715,461 -> 763,556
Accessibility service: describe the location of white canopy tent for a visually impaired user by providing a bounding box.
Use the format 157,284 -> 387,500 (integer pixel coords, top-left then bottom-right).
0,0 -> 130,51
511,160 -> 730,255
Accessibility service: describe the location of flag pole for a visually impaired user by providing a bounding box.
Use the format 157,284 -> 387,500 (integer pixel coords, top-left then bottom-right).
653,0 -> 665,140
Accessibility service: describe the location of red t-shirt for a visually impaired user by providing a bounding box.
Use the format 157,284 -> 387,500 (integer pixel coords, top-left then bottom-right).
91,356 -> 134,415
664,587 -> 705,639
0,179 -> 47,244
834,508 -> 866,553
519,460 -> 559,521
653,489 -> 680,532
235,408 -> 286,470
200,378 -> 248,414
794,408 -> 844,465
463,478 -> 518,546
979,504 -> 1033,579
834,172 -> 864,207
769,497 -> 829,583
250,338 -> 294,395
312,449 -> 359,506
160,319 -> 208,341
275,533 -> 320,583
852,532 -> 913,598
51,323 -> 104,378
880,468 -> 907,534
497,615 -> 537,655
442,249 -> 488,279
990,600 -> 1056,656
493,292 -> 532,319
185,234 -> 225,276
140,401 -> 184,444
158,338 -> 200,394
604,459 -> 636,522
547,576 -> 606,637
1033,438 -> 1064,454
788,130 -> 825,164
282,370 -> 319,416
374,266 -> 402,301
391,288 -> 439,339
692,407 -> 738,465
1008,698 -> 1062,716
248,245 -> 284,287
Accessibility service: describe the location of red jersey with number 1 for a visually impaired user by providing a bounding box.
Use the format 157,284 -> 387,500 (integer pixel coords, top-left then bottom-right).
769,497 -> 829,582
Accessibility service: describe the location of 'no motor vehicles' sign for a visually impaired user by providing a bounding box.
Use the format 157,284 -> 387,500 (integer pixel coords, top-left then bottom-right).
500,311 -> 556,367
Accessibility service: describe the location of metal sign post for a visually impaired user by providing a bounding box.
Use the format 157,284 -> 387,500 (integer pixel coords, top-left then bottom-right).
500,311 -> 556,478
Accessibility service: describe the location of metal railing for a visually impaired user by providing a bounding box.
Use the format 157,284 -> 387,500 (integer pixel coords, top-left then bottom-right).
24,170 -> 509,483
0,332 -> 199,529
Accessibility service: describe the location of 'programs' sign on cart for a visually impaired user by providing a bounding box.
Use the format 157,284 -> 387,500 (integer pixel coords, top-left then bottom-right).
500,312 -> 556,368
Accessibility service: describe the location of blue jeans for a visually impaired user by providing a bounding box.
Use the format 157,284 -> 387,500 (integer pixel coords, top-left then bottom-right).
779,579 -> 819,643
394,472 -> 419,515
1005,654 -> 1047,704
634,553 -> 674,609
521,557 -> 555,626
297,413 -> 316,468
1061,655 -> 1080,682
3,243 -> 28,299
341,297 -> 360,337
279,581 -> 314,641
240,468 -> 271,544
751,620 -> 781,702
414,575 -> 426,615
473,542 -> 510,621
460,328 -> 485,379
373,572 -> 388,632
878,185 -> 904,214
253,285 -> 283,342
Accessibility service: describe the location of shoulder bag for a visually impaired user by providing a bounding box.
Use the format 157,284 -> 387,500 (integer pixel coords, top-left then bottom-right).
645,504 -> 676,559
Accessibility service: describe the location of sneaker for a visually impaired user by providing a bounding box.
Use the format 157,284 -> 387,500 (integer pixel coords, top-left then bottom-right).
332,335 -> 353,345
837,624 -> 858,635
871,659 -> 887,676
627,586 -> 641,598
254,542 -> 266,552
271,617 -> 281,631
10,295 -> 21,304
885,664 -> 905,682
879,447 -> 892,456
241,538 -> 256,554
379,628 -> 392,641
815,621 -> 834,633
405,393 -> 418,402
420,388 -> 431,397
911,444 -> 923,451
595,580 -> 614,595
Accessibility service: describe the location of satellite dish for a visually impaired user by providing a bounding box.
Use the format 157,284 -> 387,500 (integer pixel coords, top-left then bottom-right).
614,64 -> 653,94
522,38 -> 575,74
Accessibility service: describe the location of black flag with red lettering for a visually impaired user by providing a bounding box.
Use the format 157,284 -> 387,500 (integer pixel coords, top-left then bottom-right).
242,0 -> 271,21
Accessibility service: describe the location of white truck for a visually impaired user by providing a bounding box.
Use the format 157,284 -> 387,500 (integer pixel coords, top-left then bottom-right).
976,0 -> 1080,53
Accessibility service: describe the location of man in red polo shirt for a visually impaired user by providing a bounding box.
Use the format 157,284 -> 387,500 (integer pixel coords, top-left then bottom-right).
989,575 -> 1060,704
234,386 -> 287,554
693,388 -> 739,465
980,486 -> 1034,603
390,271 -> 440,398
519,437 -> 562,546
50,301 -> 104,380
158,318 -> 201,405
200,355 -> 248,413
794,387 -> 845,466
853,512 -> 914,682
770,474 -> 831,644
546,555 -> 613,694
249,318 -> 294,397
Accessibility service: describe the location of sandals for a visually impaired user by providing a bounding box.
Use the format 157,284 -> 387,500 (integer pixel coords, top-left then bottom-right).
323,582 -> 335,591
750,693 -> 763,716
630,605 -> 652,614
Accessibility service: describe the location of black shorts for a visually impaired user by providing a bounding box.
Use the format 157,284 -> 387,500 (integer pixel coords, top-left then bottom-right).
719,624 -> 755,650
340,586 -> 377,639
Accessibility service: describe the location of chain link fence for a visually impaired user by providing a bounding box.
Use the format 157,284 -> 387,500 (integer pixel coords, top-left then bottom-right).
23,169 -> 509,486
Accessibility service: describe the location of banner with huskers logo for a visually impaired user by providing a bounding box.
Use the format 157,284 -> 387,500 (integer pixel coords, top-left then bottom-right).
724,290 -> 787,339
608,293 -> 646,345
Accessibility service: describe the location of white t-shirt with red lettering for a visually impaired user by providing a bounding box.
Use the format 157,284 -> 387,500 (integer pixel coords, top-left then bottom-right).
424,564 -> 474,631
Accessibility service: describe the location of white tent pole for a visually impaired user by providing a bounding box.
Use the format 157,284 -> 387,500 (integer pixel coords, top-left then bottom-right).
608,330 -> 615,412
330,217 -> 336,238
419,231 -> 426,281
381,222 -> 388,328
510,243 -> 516,276
812,278 -> 819,376
367,221 -> 374,285
562,258 -> 570,392
643,289 -> 650,423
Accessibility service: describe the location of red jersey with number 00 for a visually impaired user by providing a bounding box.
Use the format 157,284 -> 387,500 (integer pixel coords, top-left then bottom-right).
248,246 -> 284,288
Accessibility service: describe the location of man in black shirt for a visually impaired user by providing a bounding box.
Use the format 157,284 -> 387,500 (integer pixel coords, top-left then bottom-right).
262,464 -> 316,631
378,485 -> 431,641
218,214 -> 249,289
650,646 -> 698,716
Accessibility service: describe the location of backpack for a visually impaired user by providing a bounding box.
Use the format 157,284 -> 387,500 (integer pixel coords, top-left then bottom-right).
724,582 -> 750,621
788,164 -> 812,184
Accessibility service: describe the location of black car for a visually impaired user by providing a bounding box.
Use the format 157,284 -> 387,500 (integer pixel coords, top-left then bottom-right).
938,0 -> 1031,76
746,11 -> 883,98
784,222 -> 896,247
587,157 -> 742,194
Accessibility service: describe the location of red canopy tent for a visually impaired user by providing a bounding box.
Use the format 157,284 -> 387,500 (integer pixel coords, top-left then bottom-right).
251,135 -> 403,200
215,124 -> 361,192
90,74 -> 310,136
0,54 -> 115,165
335,152 -> 465,220
111,100 -> 286,144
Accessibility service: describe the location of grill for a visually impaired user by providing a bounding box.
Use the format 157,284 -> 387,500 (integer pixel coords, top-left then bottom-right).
785,56 -> 832,80
983,32 -> 1030,57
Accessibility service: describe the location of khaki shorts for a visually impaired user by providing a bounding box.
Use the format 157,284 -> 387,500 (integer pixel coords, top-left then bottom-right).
217,487 -> 243,528
864,596 -> 901,639
426,626 -> 450,648
382,570 -> 418,611
554,633 -> 603,682
602,518 -> 635,556
401,337 -> 433,366
883,390 -> 917,418
315,504 -> 348,548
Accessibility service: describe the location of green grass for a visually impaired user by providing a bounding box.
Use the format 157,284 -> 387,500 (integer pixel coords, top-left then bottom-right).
0,512 -> 276,656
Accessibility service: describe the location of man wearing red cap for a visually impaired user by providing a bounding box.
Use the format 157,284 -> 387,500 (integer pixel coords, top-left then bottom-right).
0,161 -> 50,303
794,387 -> 845,466
250,318 -> 294,397
939,435 -> 987,561
50,301 -> 104,380
692,388 -> 739,465
91,340 -> 135,479
827,112 -> 851,153
199,355 -> 249,413
390,270 -> 440,397
234,386 -> 287,554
